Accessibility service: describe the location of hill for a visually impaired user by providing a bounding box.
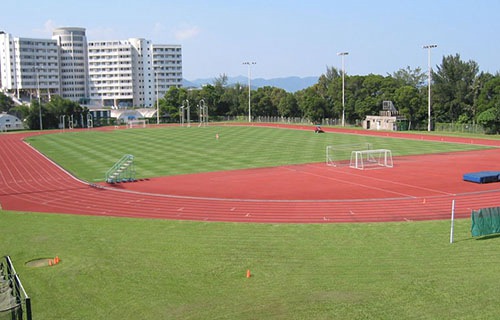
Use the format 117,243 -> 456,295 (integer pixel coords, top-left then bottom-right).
183,75 -> 318,92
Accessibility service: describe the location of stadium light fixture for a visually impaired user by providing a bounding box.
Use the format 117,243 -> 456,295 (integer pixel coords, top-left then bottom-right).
337,52 -> 349,127
423,44 -> 437,132
242,61 -> 256,122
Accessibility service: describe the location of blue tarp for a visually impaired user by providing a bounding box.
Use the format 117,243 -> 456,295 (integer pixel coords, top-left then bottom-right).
463,171 -> 500,184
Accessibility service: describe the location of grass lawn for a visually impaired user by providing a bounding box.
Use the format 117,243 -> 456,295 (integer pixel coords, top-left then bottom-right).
1,125 -> 498,319
2,210 -> 499,319
25,125 -> 490,182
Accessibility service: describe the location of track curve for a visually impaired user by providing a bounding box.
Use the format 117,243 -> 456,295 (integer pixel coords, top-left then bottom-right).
1,126 -> 499,223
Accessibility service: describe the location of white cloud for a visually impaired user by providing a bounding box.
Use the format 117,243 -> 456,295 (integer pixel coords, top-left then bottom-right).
173,25 -> 200,41
33,20 -> 57,36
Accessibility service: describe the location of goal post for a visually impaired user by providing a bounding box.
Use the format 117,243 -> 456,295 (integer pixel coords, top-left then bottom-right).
326,143 -> 373,167
349,149 -> 393,170
127,119 -> 147,128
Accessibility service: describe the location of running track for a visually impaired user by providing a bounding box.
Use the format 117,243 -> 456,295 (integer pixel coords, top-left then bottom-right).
0,125 -> 499,223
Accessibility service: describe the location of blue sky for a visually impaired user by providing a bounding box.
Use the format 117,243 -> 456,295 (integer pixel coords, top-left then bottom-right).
1,0 -> 499,80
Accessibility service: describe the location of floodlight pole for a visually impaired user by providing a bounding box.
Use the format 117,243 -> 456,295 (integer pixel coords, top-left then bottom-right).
179,106 -> 184,126
199,99 -> 207,126
337,52 -> 349,127
156,70 -> 160,125
242,61 -> 256,122
60,115 -> 65,131
184,99 -> 190,127
423,44 -> 437,132
35,65 -> 43,130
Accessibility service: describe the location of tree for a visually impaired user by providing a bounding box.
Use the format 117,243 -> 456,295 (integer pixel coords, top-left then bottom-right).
476,75 -> 500,133
23,100 -> 43,130
296,87 -> 327,123
432,54 -> 479,123
340,74 -> 399,124
391,66 -> 426,87
317,66 -> 341,120
197,84 -> 219,120
476,75 -> 500,115
10,105 -> 30,125
44,95 -> 84,129
222,84 -> 245,117
162,86 -> 189,121
277,93 -> 300,118
212,74 -> 233,116
0,92 -> 15,113
252,86 -> 280,117
477,107 -> 500,134
393,85 -> 425,130
213,73 -> 228,87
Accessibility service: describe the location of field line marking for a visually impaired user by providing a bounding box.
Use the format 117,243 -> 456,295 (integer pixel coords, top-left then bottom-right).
282,166 -> 418,198
330,168 -> 456,196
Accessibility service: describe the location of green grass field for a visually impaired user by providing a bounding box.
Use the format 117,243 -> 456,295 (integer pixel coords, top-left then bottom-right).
2,211 -> 500,319
25,126 -> 490,181
2,125 -> 499,319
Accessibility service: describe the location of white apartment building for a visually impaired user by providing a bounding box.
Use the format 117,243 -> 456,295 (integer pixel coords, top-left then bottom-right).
87,38 -> 182,108
0,28 -> 182,108
0,31 -> 60,101
151,44 -> 183,106
52,27 -> 89,102
87,39 -> 135,108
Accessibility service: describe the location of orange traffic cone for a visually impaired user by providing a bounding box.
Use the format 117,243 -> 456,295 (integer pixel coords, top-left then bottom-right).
55,256 -> 60,264
246,269 -> 251,278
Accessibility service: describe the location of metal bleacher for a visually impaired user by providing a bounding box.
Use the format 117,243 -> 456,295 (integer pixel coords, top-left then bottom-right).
105,154 -> 136,184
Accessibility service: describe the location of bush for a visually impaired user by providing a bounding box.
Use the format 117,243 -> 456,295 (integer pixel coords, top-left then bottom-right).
477,108 -> 500,134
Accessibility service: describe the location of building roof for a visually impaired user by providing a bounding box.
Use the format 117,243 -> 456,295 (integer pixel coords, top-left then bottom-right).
137,108 -> 157,118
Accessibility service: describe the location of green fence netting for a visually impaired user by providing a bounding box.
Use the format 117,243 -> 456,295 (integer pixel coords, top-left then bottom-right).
471,207 -> 500,237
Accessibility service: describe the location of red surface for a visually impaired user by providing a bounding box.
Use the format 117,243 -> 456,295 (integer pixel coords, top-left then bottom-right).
1,125 -> 499,223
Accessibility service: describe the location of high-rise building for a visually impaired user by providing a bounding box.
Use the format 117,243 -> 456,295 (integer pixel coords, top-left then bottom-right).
52,27 -> 89,103
0,27 -> 182,108
87,39 -> 135,108
151,44 -> 183,107
0,31 -> 60,101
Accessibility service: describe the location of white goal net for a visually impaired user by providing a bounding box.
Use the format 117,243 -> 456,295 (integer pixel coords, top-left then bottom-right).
127,119 -> 147,128
326,143 -> 373,167
349,149 -> 393,170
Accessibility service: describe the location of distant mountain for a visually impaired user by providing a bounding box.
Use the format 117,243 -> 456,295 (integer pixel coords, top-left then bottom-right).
183,76 -> 318,92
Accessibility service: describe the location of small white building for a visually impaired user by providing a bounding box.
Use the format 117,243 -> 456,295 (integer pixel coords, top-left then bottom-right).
110,109 -> 144,124
363,101 -> 407,131
136,108 -> 157,119
0,113 -> 24,131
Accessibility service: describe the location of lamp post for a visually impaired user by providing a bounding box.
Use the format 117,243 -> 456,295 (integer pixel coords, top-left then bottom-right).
337,52 -> 348,127
59,115 -> 65,131
35,65 -> 43,130
183,99 -> 190,127
156,70 -> 160,125
423,44 -> 437,132
242,61 -> 256,122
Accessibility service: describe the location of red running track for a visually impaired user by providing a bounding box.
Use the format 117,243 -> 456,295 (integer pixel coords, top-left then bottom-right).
0,126 -> 499,223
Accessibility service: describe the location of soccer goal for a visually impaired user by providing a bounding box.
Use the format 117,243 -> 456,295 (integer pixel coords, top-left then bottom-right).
349,149 -> 393,170
127,119 -> 147,128
326,143 -> 373,167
